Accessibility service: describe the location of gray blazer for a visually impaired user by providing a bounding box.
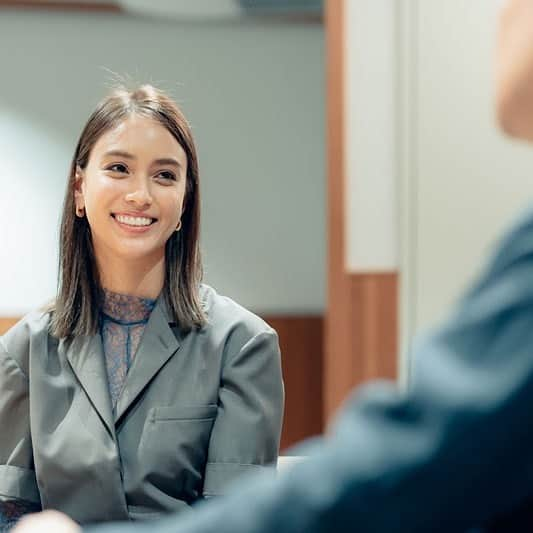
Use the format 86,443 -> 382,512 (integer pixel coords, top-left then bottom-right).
0,285 -> 284,525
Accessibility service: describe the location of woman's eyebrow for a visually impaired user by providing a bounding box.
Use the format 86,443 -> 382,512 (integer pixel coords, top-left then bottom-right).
152,157 -> 182,169
103,149 -> 136,160
102,151 -> 183,170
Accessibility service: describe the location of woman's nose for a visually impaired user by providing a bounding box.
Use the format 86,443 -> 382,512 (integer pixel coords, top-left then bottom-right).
125,178 -> 153,207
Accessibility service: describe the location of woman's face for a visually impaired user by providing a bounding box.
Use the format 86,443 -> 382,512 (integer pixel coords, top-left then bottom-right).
75,115 -> 188,270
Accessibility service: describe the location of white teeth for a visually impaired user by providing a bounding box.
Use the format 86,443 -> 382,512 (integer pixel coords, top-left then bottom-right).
115,215 -> 153,227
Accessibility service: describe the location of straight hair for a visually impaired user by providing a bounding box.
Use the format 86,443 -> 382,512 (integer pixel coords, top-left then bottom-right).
50,85 -> 206,338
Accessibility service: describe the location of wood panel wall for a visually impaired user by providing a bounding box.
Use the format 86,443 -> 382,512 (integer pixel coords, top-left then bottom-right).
324,0 -> 353,422
350,273 -> 397,384
0,318 -> 19,335
324,0 -> 398,424
263,316 -> 323,450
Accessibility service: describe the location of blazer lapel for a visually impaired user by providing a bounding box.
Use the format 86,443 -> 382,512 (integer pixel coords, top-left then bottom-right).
114,298 -> 181,424
64,333 -> 115,439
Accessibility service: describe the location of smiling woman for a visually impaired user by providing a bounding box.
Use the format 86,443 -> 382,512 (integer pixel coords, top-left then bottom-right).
0,85 -> 284,529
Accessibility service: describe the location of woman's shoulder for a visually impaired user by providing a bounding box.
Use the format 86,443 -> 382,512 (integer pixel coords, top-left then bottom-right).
1,309 -> 52,371
200,284 -> 276,339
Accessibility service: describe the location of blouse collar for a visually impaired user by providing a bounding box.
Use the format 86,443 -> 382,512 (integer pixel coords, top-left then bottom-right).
100,288 -> 157,325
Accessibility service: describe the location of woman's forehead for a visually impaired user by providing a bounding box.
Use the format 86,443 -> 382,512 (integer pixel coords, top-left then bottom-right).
92,115 -> 187,162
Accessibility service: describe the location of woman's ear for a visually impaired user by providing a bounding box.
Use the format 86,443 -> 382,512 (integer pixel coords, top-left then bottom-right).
74,166 -> 85,213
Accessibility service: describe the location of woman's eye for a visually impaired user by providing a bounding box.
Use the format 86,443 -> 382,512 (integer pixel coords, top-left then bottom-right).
107,163 -> 128,173
156,171 -> 176,181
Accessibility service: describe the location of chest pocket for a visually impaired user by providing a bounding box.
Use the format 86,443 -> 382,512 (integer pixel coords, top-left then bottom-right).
138,404 -> 218,501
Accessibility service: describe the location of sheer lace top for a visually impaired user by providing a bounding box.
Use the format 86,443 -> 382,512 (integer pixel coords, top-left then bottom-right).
100,289 -> 156,408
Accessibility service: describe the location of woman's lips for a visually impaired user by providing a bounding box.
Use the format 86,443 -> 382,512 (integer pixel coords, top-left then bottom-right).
111,213 -> 157,233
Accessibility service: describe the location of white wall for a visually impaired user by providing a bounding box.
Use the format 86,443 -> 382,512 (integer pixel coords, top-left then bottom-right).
342,0 -> 533,380
401,0 -> 533,342
345,0 -> 398,272
0,10 -> 325,315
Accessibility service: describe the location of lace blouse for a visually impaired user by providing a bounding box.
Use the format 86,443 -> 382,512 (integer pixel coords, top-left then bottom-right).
100,289 -> 156,408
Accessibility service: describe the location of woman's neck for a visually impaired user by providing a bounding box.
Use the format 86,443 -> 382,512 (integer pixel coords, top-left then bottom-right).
96,253 -> 165,300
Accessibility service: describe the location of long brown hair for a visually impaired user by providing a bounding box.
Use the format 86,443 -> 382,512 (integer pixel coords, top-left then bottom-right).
50,84 -> 206,338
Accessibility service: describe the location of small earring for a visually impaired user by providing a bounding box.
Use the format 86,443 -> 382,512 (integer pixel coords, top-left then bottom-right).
175,220 -> 182,232
76,206 -> 85,218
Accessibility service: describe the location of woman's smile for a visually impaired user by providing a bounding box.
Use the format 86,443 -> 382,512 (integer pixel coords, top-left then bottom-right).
111,212 -> 158,233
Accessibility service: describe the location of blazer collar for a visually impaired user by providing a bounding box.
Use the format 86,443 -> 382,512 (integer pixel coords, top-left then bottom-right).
64,333 -> 115,438
64,296 -> 181,436
113,296 -> 181,424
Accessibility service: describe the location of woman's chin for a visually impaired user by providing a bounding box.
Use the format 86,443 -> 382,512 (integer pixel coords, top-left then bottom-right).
109,244 -> 165,265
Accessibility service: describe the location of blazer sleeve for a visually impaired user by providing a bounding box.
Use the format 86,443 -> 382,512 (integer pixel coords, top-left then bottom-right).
89,206 -> 533,533
0,336 -> 40,505
202,328 -> 284,497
